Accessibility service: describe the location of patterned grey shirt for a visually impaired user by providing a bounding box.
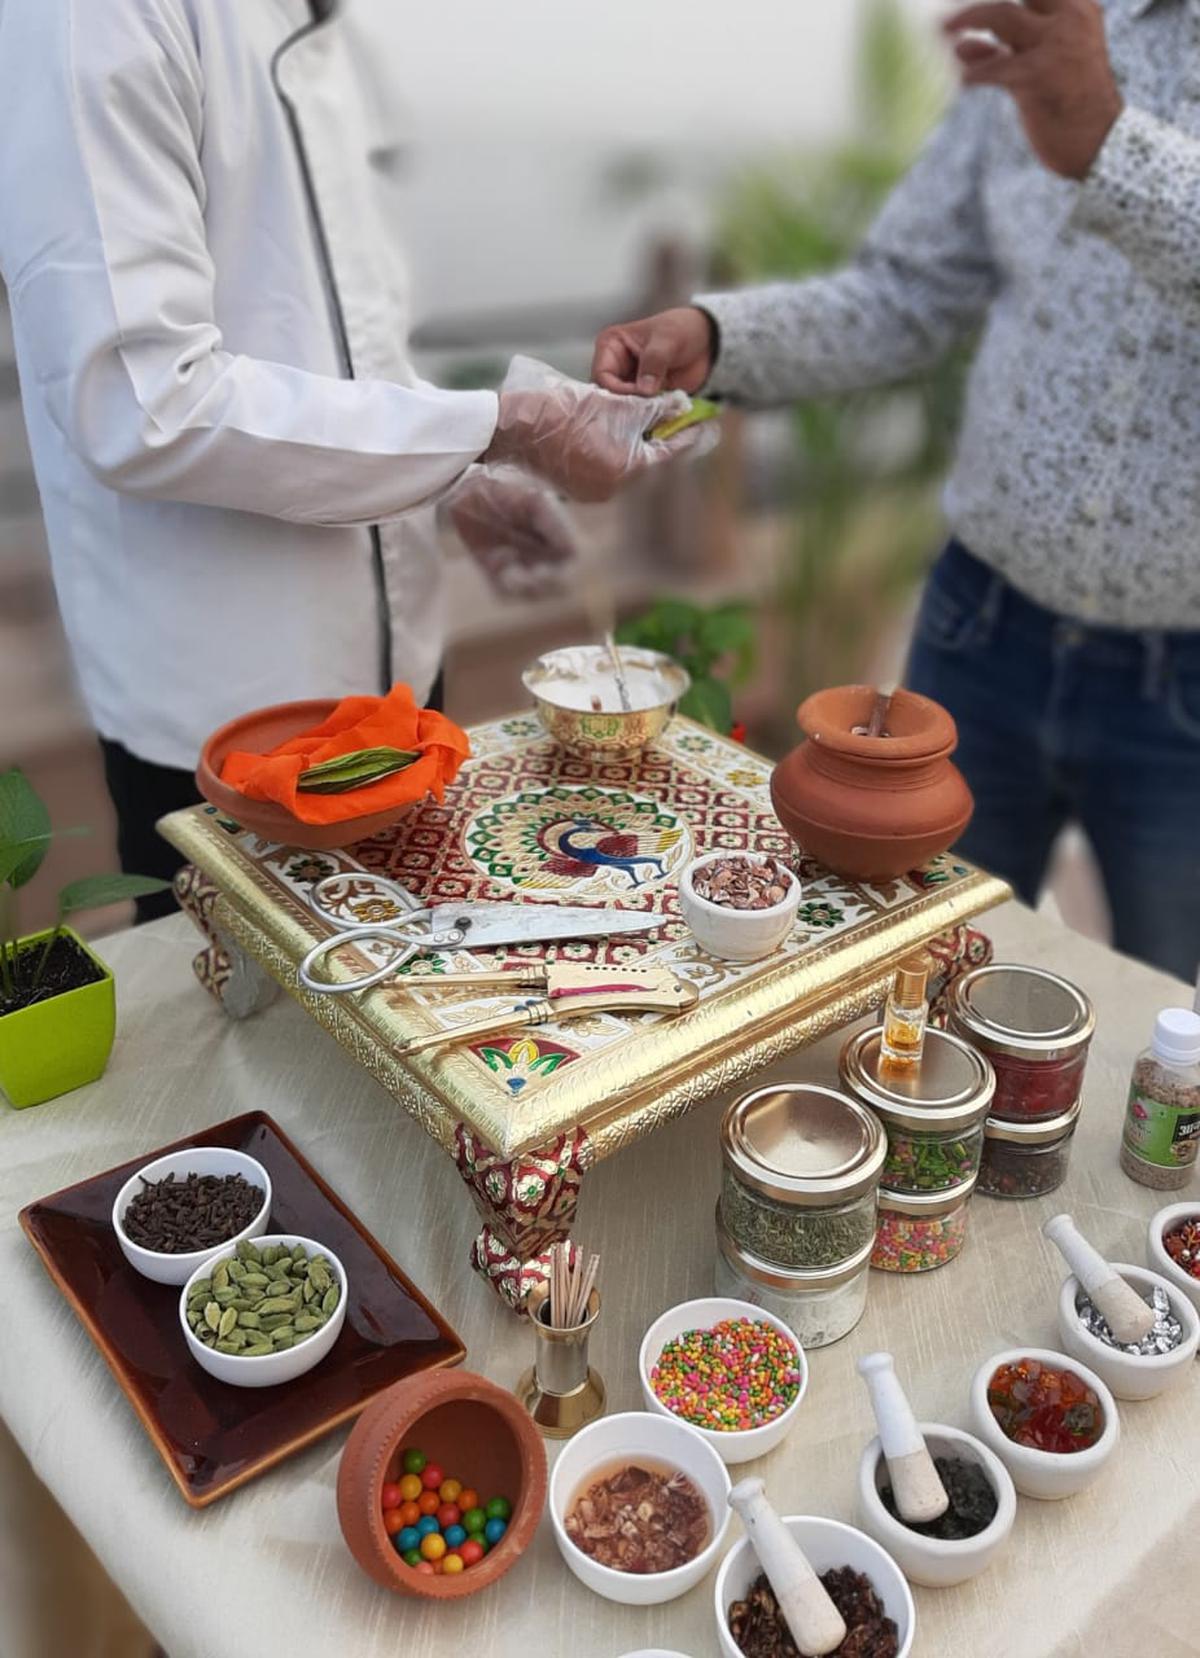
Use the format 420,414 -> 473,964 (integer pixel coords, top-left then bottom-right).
699,0 -> 1200,631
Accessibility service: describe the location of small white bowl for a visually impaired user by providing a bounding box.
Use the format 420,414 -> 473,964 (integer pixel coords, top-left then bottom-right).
1147,1203 -> 1200,1318
678,853 -> 801,963
714,1515 -> 915,1658
856,1423 -> 1016,1588
180,1233 -> 347,1389
1056,1262 -> 1200,1401
638,1296 -> 808,1464
550,1410 -> 732,1606
112,1147 -> 271,1285
969,1347 -> 1119,1500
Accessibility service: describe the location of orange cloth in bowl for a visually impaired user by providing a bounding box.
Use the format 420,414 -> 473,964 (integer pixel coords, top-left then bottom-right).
219,684 -> 471,825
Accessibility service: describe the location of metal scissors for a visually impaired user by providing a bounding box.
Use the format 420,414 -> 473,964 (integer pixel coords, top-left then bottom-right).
297,872 -> 660,995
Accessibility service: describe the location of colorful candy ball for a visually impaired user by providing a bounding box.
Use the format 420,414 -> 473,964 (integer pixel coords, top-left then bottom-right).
484,1517 -> 507,1546
399,1474 -> 422,1502
463,1506 -> 486,1535
485,1497 -> 512,1522
416,1515 -> 439,1539
444,1524 -> 467,1548
402,1548 -> 422,1568
442,1552 -> 465,1575
402,1449 -> 427,1475
420,1463 -> 445,1492
459,1539 -> 484,1567
419,1532 -> 447,1562
397,1526 -> 420,1553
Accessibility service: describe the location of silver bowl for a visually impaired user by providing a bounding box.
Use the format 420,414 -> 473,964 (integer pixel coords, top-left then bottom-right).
522,645 -> 690,758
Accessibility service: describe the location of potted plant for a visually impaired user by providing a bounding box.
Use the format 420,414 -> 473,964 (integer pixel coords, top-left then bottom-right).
615,597 -> 756,735
0,768 -> 169,1108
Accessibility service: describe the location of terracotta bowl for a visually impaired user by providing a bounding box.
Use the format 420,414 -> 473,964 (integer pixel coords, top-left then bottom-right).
771,685 -> 974,881
196,699 -> 418,851
337,1368 -> 547,1600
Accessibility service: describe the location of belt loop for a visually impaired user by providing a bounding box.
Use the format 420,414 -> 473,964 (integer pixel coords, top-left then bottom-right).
1141,631 -> 1167,700
978,573 -> 1005,640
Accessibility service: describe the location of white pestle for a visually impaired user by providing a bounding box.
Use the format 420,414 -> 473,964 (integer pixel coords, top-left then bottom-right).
1043,1213 -> 1156,1344
728,1478 -> 847,1657
857,1352 -> 949,1523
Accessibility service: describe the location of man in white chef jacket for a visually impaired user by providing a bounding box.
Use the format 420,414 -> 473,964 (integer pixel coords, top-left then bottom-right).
0,0 -> 699,918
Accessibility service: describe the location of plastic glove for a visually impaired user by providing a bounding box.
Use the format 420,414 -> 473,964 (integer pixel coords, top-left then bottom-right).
485,355 -> 718,504
443,464 -> 577,600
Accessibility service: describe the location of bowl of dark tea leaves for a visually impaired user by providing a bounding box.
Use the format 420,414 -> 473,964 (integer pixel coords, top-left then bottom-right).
112,1146 -> 271,1284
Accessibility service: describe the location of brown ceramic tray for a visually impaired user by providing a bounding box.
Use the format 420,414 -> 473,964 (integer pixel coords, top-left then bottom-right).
19,1111 -> 465,1508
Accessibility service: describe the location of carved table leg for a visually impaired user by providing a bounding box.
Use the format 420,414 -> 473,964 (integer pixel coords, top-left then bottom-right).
172,865 -> 280,1020
453,1125 -> 594,1313
927,923 -> 994,1027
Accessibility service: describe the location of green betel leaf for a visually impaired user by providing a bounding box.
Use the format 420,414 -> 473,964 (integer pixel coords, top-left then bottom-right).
0,769 -> 51,888
680,676 -> 733,734
58,873 -> 172,917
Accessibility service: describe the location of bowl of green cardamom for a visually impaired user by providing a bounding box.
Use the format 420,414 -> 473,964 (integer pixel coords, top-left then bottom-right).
180,1233 -> 348,1388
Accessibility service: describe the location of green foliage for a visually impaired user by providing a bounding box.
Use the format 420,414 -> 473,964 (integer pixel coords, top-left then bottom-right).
715,0 -> 964,708
617,598 -> 755,733
0,768 -> 170,1003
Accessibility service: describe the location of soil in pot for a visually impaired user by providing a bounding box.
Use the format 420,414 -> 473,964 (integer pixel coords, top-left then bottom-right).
0,934 -> 105,1016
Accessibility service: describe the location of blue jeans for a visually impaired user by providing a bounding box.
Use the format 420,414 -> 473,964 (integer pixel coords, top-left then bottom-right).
906,541 -> 1200,984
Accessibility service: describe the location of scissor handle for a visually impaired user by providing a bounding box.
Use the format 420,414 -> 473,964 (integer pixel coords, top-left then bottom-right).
297,921 -> 473,995
308,872 -> 425,930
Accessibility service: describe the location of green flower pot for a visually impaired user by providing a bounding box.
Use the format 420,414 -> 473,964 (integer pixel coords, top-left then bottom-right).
0,927 -> 116,1108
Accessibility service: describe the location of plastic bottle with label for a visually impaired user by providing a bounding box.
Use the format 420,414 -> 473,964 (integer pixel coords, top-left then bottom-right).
1119,1008 -> 1200,1191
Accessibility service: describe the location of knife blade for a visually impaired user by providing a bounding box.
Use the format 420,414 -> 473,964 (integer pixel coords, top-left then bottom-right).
427,903 -> 658,950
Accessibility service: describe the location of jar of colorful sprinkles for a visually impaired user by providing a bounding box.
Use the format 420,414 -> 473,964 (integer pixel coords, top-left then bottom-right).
839,1024 -> 995,1196
872,1178 -> 977,1273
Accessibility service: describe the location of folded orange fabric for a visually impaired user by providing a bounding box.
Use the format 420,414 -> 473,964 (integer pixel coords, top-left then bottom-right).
220,684 -> 471,825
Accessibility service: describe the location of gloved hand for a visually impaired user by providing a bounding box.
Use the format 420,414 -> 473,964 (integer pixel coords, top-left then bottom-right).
443,464 -> 577,599
485,355 -> 718,504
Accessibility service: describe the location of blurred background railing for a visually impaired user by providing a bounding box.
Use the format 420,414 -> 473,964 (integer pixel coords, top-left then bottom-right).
0,0 -> 1105,941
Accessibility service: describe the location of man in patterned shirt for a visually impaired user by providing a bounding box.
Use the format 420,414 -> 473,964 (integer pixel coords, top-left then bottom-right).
594,0 -> 1200,982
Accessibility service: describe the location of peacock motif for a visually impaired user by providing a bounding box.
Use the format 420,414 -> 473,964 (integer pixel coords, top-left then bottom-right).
537,815 -> 679,888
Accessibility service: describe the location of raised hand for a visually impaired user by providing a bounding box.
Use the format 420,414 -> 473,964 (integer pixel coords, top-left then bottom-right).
591,307 -> 717,397
486,355 -> 717,504
943,0 -> 1123,180
443,465 -> 576,600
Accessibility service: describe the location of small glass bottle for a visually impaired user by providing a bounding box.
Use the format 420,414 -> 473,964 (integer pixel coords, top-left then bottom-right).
1120,1008 -> 1200,1191
879,955 -> 929,1073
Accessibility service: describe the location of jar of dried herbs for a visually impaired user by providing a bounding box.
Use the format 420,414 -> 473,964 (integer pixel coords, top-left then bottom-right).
718,1083 -> 885,1270
839,1025 -> 994,1197
714,1207 -> 872,1349
1120,1009 -> 1200,1191
977,1100 -> 1081,1199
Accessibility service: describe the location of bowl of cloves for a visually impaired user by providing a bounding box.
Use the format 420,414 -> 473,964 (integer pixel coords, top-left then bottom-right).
678,852 -> 801,963
112,1146 -> 272,1285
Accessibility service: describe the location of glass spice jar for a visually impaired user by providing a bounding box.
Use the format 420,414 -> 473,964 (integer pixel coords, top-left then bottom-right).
839,1024 -> 995,1196
871,1179 -> 976,1273
949,964 -> 1094,1122
718,1083 -> 885,1270
977,1101 -> 1082,1199
715,1207 -> 872,1349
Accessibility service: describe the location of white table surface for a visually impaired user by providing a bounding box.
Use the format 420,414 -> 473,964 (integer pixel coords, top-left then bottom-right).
3,902 -> 1198,1658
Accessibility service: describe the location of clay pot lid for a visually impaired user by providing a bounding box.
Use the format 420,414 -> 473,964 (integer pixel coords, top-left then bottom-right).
796,685 -> 958,762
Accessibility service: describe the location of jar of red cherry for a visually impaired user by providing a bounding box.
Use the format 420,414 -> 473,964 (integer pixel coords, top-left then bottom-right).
948,965 -> 1094,1124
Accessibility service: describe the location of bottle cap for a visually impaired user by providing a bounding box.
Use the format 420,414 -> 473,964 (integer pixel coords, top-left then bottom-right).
1152,1008 -> 1200,1066
891,955 -> 929,1009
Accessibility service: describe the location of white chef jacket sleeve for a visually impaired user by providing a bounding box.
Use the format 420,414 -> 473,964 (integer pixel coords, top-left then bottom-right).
4,0 -> 497,525
696,92 -> 999,406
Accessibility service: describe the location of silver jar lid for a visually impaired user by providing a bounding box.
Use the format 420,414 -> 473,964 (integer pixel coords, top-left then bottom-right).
839,1025 -> 995,1134
949,964 -> 1095,1061
715,1204 -> 875,1292
720,1083 -> 886,1208
983,1098 -> 1083,1145
877,1174 -> 977,1218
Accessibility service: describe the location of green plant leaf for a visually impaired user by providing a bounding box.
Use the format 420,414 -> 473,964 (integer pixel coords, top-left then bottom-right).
680,677 -> 733,734
58,873 -> 172,918
0,769 -> 51,889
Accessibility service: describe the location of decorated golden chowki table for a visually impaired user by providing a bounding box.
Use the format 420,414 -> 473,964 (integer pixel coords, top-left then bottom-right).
161,714 -> 1008,1308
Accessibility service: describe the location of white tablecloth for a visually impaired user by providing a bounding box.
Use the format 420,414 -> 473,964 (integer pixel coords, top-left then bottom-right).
2,903 -> 1197,1658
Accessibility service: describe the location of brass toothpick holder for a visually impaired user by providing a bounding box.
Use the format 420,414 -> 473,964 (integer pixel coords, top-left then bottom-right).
516,1283 -> 606,1439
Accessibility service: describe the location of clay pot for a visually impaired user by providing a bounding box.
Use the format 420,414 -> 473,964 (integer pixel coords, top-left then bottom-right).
337,1368 -> 547,1600
770,686 -> 973,882
197,699 -> 416,851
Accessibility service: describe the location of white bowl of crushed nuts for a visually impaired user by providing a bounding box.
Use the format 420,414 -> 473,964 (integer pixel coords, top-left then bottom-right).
550,1410 -> 732,1605
180,1233 -> 347,1388
679,852 -> 801,962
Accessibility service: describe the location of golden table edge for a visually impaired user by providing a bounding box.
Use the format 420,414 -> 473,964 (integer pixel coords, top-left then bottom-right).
160,805 -> 1010,1162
